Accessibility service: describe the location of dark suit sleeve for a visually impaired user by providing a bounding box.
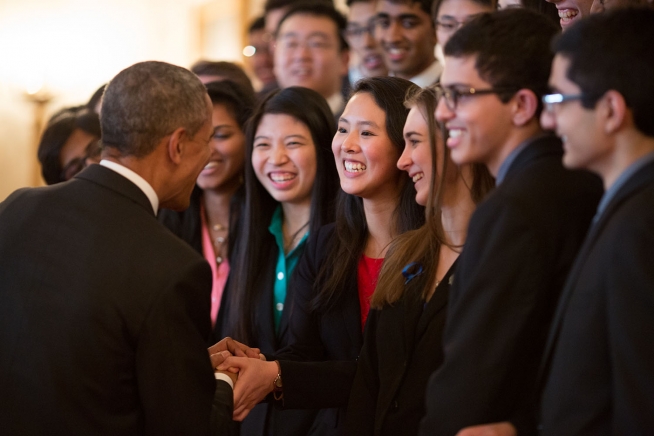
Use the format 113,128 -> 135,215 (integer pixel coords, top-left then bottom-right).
607,218 -> 654,432
211,380 -> 236,436
344,309 -> 380,436
275,227 -> 358,409
421,200 -> 549,435
136,260 -> 216,436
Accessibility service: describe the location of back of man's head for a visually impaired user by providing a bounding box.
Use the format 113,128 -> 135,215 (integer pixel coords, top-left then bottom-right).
553,7 -> 654,137
101,61 -> 207,158
444,9 -> 559,113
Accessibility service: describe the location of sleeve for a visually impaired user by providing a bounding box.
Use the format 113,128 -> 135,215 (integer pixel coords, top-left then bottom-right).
274,227 -> 358,409
420,200 -> 550,436
344,309 -> 381,436
211,380 -> 238,436
136,260 -> 217,436
607,217 -> 654,433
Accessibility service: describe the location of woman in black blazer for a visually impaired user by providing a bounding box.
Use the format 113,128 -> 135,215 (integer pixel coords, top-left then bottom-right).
343,87 -> 494,435
215,77 -> 424,434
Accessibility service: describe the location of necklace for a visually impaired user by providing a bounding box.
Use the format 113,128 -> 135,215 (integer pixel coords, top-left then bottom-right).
209,222 -> 228,264
283,221 -> 309,254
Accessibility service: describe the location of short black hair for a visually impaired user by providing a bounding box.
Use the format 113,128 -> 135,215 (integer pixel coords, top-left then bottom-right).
444,9 -> 559,116
38,106 -> 101,184
553,7 -> 654,137
204,80 -> 256,129
264,0 -> 334,13
248,15 -> 266,33
190,60 -> 255,96
277,2 -> 349,51
384,0 -> 438,17
432,0 -> 496,21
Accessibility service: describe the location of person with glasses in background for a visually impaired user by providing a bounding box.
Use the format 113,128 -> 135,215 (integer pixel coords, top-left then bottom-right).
273,2 -> 350,117
420,9 -> 602,436
432,0 -> 497,53
245,16 -> 278,98
374,0 -> 442,87
344,0 -> 388,85
37,106 -> 102,185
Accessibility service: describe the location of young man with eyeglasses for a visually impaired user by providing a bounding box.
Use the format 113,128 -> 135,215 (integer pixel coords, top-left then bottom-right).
345,0 -> 388,84
374,0 -> 441,86
418,9 -> 602,436
536,8 -> 654,435
274,2 -> 350,116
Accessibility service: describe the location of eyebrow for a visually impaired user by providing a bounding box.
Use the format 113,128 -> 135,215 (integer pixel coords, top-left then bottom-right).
404,130 -> 424,138
376,12 -> 421,20
279,31 -> 330,39
339,118 -> 381,129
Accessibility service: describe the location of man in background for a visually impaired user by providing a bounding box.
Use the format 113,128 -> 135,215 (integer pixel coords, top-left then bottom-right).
345,0 -> 388,85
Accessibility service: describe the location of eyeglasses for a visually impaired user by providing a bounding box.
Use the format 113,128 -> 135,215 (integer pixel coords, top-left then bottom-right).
432,83 -> 518,111
435,14 -> 482,33
276,36 -> 334,52
541,93 -> 584,112
60,140 -> 102,181
344,22 -> 375,41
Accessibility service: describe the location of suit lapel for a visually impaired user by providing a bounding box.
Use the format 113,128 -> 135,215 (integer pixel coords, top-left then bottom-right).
540,161 -> 654,377
416,262 -> 455,339
342,270 -> 364,350
75,164 -> 155,217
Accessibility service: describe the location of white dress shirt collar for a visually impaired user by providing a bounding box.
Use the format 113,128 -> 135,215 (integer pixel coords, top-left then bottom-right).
100,159 -> 159,215
405,60 -> 443,88
326,92 -> 345,116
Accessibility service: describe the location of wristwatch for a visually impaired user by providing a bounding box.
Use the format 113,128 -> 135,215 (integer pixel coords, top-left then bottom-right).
273,360 -> 283,400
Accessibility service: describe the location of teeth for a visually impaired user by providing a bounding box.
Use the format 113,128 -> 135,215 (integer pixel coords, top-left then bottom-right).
388,47 -> 405,55
270,173 -> 295,182
203,162 -> 218,170
449,129 -> 463,138
558,9 -> 578,18
412,173 -> 424,183
344,161 -> 367,172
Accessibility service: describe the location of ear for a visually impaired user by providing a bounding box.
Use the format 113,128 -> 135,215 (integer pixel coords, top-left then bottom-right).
510,89 -> 539,127
601,90 -> 628,135
166,127 -> 188,165
340,49 -> 350,76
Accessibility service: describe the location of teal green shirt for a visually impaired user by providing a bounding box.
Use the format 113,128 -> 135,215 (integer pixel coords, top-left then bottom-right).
268,206 -> 309,333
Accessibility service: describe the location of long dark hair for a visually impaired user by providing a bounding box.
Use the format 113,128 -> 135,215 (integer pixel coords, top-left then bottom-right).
371,87 -> 494,307
226,86 -> 339,344
311,76 -> 425,312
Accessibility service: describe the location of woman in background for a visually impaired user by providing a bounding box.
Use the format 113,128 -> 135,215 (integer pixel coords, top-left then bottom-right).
220,86 -> 340,436
344,87 -> 494,435
215,77 -> 424,435
159,79 -> 255,333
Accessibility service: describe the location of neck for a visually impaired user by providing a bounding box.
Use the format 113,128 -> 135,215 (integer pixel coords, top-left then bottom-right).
595,133 -> 654,190
362,194 -> 398,258
487,122 -> 543,177
394,56 -> 436,81
281,200 -> 311,232
203,189 -> 232,227
440,167 -> 477,247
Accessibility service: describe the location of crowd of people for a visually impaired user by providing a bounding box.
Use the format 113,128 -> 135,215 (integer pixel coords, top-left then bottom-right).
1,0 -> 654,435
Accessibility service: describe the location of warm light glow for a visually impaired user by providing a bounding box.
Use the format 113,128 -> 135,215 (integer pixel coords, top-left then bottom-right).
242,45 -> 256,57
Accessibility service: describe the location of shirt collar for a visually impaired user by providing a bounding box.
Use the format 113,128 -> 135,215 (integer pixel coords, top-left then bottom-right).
326,92 -> 345,116
495,135 -> 547,185
593,150 -> 654,224
100,159 -> 159,215
401,60 -> 443,88
267,205 -> 309,257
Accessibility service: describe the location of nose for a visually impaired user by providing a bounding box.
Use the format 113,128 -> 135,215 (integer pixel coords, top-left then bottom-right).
383,20 -> 402,44
269,143 -> 289,165
540,108 -> 556,131
363,28 -> 375,48
435,98 -> 454,123
340,131 -> 359,153
397,144 -> 412,171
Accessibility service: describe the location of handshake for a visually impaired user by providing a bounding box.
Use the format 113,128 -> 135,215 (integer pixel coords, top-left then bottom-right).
208,338 -> 281,421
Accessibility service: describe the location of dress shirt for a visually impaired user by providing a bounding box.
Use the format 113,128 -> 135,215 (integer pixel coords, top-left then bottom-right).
100,160 -> 159,214
404,60 -> 443,88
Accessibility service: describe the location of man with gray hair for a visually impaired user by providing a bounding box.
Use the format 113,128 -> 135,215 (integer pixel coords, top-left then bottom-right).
0,61 -> 244,435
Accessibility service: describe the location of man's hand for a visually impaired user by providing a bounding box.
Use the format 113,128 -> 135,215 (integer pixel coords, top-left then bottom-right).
208,337 -> 261,368
456,422 -> 517,436
216,356 -> 279,421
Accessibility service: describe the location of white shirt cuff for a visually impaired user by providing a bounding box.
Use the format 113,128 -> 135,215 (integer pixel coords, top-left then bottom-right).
214,371 -> 234,390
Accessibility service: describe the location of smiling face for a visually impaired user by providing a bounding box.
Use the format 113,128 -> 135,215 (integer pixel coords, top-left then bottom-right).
545,0 -> 594,30
435,0 -> 495,49
251,113 -> 317,207
374,0 -> 437,80
196,103 -> 246,194
332,91 -> 403,200
541,55 -> 609,172
398,105 -> 435,205
274,13 -> 349,99
347,1 -> 388,77
435,55 -> 514,174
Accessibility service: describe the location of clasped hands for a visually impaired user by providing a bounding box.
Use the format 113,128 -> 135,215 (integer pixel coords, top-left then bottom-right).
208,337 -> 282,421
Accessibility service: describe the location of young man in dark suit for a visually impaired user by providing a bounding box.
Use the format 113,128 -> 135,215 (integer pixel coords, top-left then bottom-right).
419,9 -> 603,436
0,61 -> 247,435
536,8 -> 654,435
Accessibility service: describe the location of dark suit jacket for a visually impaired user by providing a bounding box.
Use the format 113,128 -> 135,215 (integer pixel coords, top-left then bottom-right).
539,160 -> 654,435
273,223 -> 364,435
345,264 -> 454,436
419,135 -> 603,436
0,164 -> 230,435
220,227 -> 320,436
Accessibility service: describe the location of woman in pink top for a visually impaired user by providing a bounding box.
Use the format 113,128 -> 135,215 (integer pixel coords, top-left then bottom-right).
159,80 -> 255,333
